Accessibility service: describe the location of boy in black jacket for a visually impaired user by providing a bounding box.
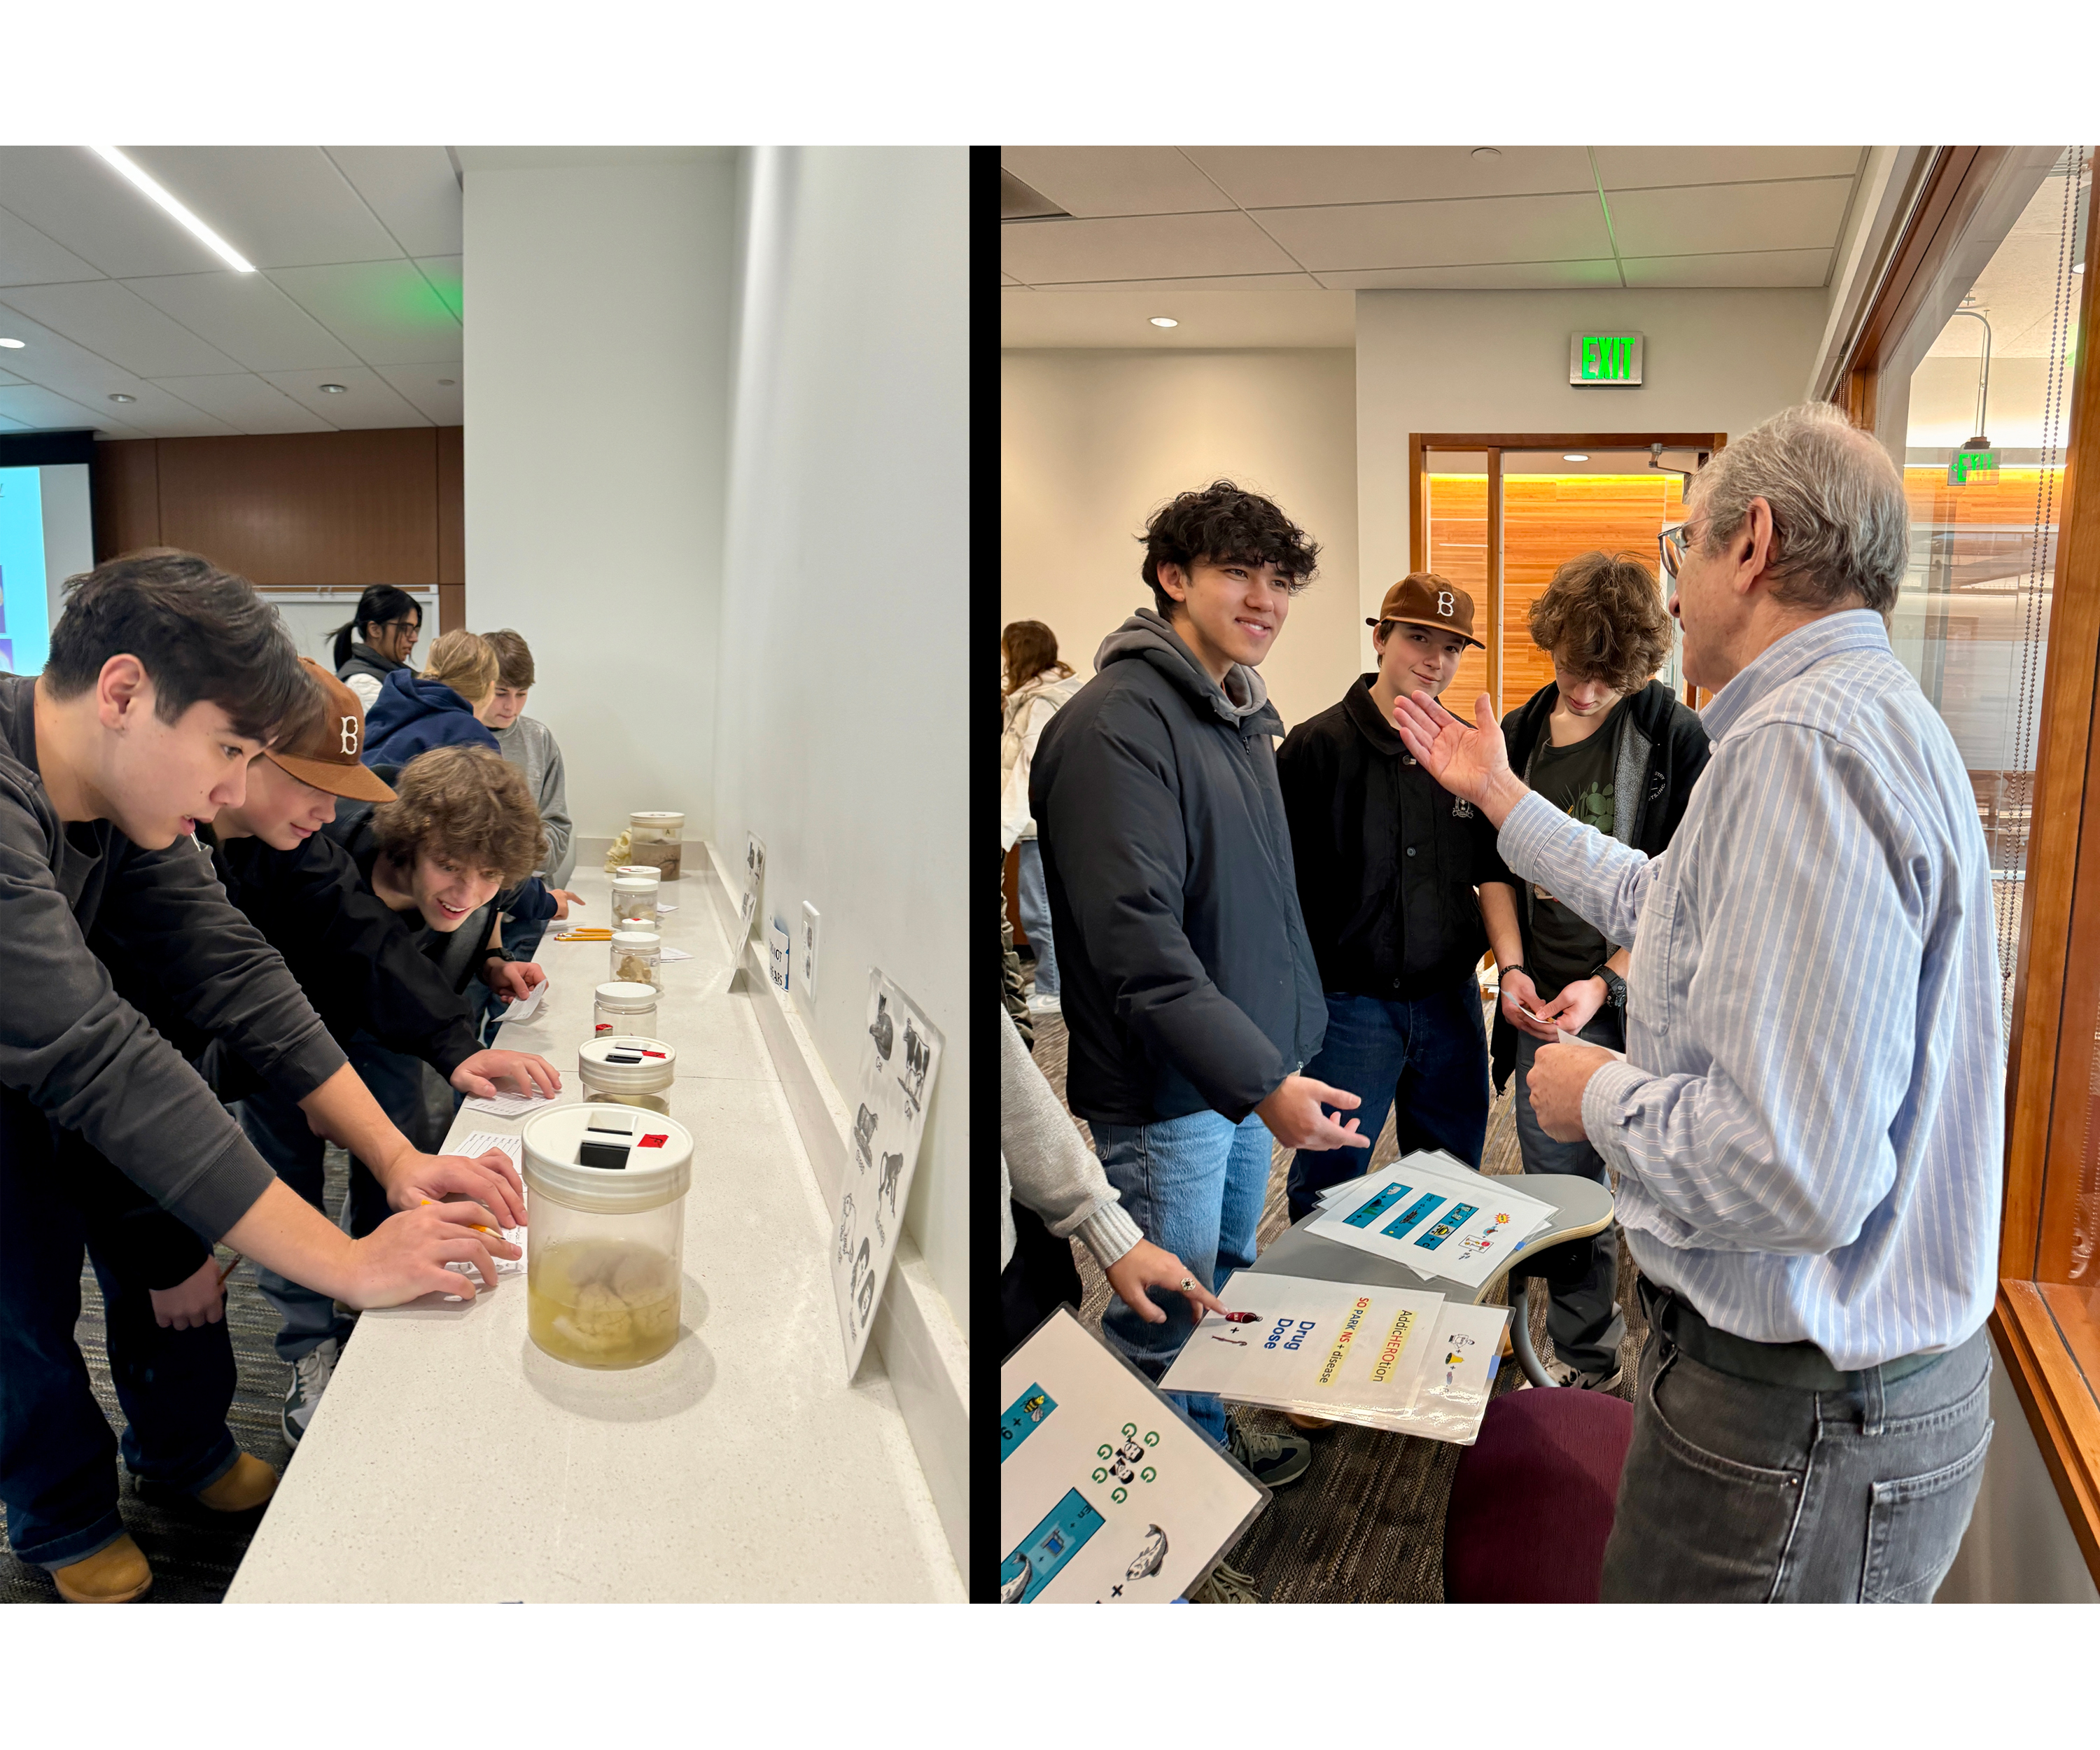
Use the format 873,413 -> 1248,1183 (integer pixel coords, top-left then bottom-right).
1032,482 -> 1366,1488
1277,575 -> 1508,1226
1478,550 -> 1711,1391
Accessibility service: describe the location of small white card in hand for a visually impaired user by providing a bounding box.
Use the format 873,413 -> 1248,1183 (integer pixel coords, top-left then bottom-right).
500,980 -> 547,1023
461,1087 -> 557,1119
440,1131 -> 526,1298
1555,1025 -> 1625,1060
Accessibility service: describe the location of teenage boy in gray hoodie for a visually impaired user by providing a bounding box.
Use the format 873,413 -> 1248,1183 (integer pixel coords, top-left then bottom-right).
1030,481 -> 1368,1491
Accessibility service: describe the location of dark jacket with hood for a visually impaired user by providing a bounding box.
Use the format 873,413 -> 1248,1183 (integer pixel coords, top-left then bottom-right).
338,640 -> 410,689
361,668 -> 500,769
1030,608 -> 1326,1128
1489,677 -> 1712,1093
1278,674 -> 1514,1000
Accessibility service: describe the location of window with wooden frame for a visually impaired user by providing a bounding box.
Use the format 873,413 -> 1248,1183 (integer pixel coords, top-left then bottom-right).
1835,145 -> 2100,1583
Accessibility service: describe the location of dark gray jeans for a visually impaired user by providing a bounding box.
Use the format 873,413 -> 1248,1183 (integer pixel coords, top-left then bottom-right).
1513,1010 -> 1626,1378
1600,1312 -> 1994,1602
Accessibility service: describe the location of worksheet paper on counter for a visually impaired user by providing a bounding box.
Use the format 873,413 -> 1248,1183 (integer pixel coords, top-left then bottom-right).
460,1088 -> 559,1120
440,1131 -> 527,1298
1313,1148 -> 1476,1204
1308,1160 -> 1553,1289
1001,1306 -> 1266,1604
1158,1273 -> 1446,1422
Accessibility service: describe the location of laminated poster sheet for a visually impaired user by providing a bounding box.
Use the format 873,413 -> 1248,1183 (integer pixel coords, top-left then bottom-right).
1333,1301 -> 1513,1446
1157,1272 -> 1446,1423
1308,1157 -> 1553,1291
830,968 -> 944,1378
1000,1307 -> 1266,1604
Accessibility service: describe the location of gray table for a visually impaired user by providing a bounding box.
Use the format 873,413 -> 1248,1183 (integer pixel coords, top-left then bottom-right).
1250,1158 -> 1614,1387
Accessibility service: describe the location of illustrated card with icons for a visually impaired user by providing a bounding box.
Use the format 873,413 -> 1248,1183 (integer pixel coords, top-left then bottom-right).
1000,1307 -> 1266,1604
1308,1153 -> 1555,1290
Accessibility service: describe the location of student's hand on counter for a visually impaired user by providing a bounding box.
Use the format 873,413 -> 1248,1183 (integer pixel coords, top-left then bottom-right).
486,960 -> 546,1004
1255,1074 -> 1369,1151
344,1203 -> 519,1307
1538,977 -> 1606,1036
550,889 -> 584,920
1525,1042 -> 1617,1144
1499,968 -> 1560,1041
384,1146 -> 529,1228
148,1256 -> 227,1331
451,1049 -> 562,1100
1104,1240 -> 1230,1326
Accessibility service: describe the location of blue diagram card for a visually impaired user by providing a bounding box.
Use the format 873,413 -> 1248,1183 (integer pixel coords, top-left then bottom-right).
1000,1384 -> 1057,1462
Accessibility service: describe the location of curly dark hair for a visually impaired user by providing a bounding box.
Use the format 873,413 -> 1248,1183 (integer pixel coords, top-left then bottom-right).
1137,480 -> 1320,616
372,744 -> 547,884
1527,550 -> 1674,694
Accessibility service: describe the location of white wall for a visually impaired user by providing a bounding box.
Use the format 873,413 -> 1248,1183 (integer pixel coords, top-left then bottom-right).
461,154 -> 737,843
1356,288 -> 1830,631
712,148 -> 969,1329
1001,348 -> 1360,733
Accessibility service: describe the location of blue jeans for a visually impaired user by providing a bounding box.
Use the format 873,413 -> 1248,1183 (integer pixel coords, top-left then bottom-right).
1093,1109 -> 1273,1447
1514,1009 -> 1627,1376
243,1033 -> 417,1366
0,1093 -> 238,1569
1285,978 -> 1490,1224
1016,839 -> 1058,1000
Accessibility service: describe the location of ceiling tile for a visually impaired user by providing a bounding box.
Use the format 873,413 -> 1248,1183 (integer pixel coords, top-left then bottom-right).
1618,248 -> 1834,288
122,146 -> 402,270
1317,259 -> 1623,289
1260,191 -> 1614,272
414,258 -> 462,322
1593,147 -> 1865,190
258,366 -> 428,428
0,204 -> 106,288
69,379 -> 243,438
373,363 -> 462,424
150,372 -> 334,433
1000,148 -> 1233,218
122,271 -> 362,372
0,365 -> 22,387
266,260 -> 463,365
1001,272 -> 1023,286
0,147 -> 228,276
0,381 -> 146,438
1003,211 -> 1302,286
1028,272 -> 1325,295
1001,284 -> 1356,350
0,411 -> 31,431
0,304 -> 176,400
1185,146 -> 1597,208
0,281 -> 243,377
324,147 -> 462,257
1608,177 -> 1855,258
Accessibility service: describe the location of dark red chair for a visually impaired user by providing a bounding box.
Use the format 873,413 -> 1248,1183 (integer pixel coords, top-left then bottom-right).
1443,1387 -> 1635,1602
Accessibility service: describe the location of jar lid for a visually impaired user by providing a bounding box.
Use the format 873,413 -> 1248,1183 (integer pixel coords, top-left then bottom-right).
524,1104 -> 691,1213
594,981 -> 659,1008
611,874 -> 656,893
579,1034 -> 678,1091
631,811 -> 685,825
610,929 -> 660,949
612,865 -> 662,883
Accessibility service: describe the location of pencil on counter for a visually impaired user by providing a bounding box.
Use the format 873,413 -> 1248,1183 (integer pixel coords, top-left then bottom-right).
422,1198 -> 498,1236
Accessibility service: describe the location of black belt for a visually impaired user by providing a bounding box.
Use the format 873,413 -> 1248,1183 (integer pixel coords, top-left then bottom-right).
1637,1278 -> 1947,1393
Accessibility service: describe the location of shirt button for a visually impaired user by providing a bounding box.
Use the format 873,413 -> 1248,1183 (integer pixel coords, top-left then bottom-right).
1403,755 -> 1418,766
1406,846 -> 1417,858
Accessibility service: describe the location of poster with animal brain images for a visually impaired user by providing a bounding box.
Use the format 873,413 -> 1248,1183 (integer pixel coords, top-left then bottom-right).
831,967 -> 944,1378
1000,1307 -> 1267,1604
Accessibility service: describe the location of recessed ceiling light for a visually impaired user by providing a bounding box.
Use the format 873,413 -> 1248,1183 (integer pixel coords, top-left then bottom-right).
1471,147 -> 1502,162
438,377 -> 456,386
0,337 -> 24,349
1149,316 -> 1178,328
319,383 -> 348,393
1564,452 -> 1588,461
108,393 -> 136,403
88,145 -> 256,274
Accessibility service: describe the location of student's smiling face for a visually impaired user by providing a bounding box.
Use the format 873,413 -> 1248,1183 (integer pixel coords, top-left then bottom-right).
1376,621 -> 1468,697
1156,555 -> 1298,678
405,848 -> 502,932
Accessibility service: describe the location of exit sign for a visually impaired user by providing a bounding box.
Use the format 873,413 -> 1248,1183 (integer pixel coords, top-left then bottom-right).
1947,449 -> 1999,484
1570,332 -> 1643,386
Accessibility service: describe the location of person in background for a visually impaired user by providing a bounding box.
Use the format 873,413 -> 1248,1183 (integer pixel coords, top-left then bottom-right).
480,628 -> 578,946
1032,479 -> 1367,1492
1394,402 -> 2001,1602
1000,620 -> 1083,1016
331,584 -> 424,713
1276,575 -> 1508,1234
362,627 -> 503,766
1476,551 -> 1709,1392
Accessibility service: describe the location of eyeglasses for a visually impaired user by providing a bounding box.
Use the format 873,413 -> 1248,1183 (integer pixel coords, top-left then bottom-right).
1659,522 -> 1696,580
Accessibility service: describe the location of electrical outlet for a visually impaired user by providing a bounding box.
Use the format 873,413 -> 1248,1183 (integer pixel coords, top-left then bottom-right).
801,901 -> 820,998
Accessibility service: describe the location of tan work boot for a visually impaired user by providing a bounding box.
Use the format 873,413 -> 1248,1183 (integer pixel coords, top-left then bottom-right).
192,1453 -> 279,1513
50,1534 -> 153,1603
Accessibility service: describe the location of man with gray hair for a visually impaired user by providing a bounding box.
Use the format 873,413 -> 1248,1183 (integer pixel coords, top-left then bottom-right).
1394,402 -> 2001,1602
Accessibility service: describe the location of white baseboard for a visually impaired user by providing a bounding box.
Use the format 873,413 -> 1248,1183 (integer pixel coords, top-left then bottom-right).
696,841 -> 969,1574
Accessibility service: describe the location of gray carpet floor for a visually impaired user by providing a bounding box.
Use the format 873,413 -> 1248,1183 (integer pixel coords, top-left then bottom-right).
1023,978 -> 1646,1603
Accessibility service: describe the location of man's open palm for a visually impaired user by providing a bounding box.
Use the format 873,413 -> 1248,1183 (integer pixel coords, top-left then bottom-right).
1391,690 -> 1511,806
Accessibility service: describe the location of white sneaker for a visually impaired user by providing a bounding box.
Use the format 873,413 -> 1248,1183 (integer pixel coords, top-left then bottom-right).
1544,1354 -> 1625,1393
281,1336 -> 339,1446
1026,992 -> 1061,1016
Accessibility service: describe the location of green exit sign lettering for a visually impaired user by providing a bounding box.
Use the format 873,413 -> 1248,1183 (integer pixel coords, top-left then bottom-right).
1569,332 -> 1644,387
1947,449 -> 1999,484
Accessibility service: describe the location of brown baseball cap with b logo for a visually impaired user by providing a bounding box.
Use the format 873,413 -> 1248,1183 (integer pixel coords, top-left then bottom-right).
1367,572 -> 1485,649
266,657 -> 398,802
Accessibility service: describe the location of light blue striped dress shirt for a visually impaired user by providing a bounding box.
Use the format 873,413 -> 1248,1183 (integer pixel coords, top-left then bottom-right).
1498,610 -> 2003,1368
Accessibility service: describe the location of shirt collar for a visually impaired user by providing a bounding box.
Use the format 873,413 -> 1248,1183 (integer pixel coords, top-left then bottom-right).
1342,673 -> 1406,752
1698,608 -> 1891,743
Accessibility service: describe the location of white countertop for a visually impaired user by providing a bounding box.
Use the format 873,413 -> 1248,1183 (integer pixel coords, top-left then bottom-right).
226,867 -> 962,1602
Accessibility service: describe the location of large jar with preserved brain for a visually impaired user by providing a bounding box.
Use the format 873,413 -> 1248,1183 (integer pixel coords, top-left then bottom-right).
628,811 -> 684,881
522,1104 -> 692,1370
578,1035 -> 676,1115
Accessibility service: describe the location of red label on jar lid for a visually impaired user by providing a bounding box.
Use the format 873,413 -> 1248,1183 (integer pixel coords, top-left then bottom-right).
642,1049 -> 667,1058
639,1134 -> 668,1148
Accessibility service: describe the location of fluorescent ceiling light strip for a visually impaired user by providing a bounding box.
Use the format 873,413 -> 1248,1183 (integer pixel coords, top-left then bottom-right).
88,146 -> 255,273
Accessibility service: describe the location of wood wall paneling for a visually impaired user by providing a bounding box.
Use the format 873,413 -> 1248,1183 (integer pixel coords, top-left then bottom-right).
90,440 -> 162,558
437,424 -> 465,587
